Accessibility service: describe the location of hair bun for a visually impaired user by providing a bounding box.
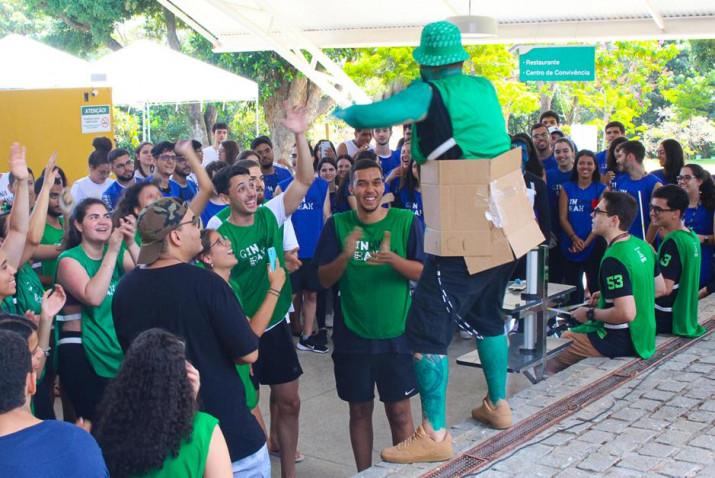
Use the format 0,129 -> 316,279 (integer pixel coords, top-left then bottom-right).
92,137 -> 113,153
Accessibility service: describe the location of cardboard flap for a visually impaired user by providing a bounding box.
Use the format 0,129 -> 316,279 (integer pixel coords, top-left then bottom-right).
489,169 -> 545,258
489,148 -> 522,180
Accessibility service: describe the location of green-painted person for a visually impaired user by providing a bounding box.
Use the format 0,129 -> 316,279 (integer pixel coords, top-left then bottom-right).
334,20 -> 516,463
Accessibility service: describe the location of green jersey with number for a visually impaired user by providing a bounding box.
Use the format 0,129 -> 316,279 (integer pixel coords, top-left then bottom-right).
598,236 -> 656,359
217,207 -> 292,329
659,229 -> 705,337
16,263 -> 44,314
333,208 -> 415,339
58,244 -> 125,378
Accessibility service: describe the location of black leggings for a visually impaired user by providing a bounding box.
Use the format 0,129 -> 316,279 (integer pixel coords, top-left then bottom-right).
562,243 -> 604,304
57,331 -> 109,421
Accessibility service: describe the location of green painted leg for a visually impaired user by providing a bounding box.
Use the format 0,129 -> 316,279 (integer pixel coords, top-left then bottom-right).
476,335 -> 508,403
413,354 -> 448,431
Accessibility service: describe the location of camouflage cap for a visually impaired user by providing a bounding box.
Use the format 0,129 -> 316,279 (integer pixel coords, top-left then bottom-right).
137,197 -> 189,264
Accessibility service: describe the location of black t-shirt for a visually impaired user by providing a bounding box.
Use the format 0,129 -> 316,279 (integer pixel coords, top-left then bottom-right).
655,239 -> 681,320
111,263 -> 264,461
315,216 -> 425,354
524,171 -> 551,241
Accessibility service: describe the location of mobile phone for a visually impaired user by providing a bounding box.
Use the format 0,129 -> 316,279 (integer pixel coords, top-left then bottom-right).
267,247 -> 277,272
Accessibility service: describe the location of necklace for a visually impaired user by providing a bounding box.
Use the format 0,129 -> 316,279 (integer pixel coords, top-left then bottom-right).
608,232 -> 630,248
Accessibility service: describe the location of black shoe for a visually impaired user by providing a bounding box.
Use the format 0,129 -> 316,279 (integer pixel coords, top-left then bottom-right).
296,335 -> 329,354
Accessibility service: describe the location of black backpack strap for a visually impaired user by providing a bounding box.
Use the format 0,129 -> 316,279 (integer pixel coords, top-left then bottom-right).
415,81 -> 463,160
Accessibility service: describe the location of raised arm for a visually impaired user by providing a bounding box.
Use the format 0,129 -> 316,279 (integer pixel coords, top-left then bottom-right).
23,154 -> 58,263
176,140 -> 212,215
2,144 -> 30,269
248,264 -> 287,337
279,103 -> 315,216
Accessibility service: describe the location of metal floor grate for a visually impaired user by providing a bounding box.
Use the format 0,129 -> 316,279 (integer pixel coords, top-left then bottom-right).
421,319 -> 715,478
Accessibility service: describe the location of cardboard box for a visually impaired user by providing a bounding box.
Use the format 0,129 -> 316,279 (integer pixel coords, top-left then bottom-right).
421,148 -> 545,274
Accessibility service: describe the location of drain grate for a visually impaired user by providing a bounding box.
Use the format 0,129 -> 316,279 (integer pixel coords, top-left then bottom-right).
421,318 -> 715,478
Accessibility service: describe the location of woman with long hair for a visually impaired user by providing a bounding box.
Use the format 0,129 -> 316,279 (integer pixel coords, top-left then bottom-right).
604,136 -> 629,187
333,155 -> 354,214
653,139 -> 685,185
93,328 -> 233,478
559,150 -> 607,303
388,143 -> 423,225
677,163 -> 715,288
56,198 -> 139,420
195,229 -> 289,459
112,182 -> 163,241
134,142 -> 155,181
219,140 -> 240,165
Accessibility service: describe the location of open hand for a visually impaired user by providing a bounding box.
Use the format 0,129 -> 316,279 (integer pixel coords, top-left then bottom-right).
284,247 -> 302,272
41,285 -> 67,319
280,101 -> 309,134
8,143 -> 29,181
117,215 -> 136,243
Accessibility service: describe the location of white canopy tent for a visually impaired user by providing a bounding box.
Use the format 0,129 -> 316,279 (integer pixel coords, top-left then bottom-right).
91,40 -> 259,140
159,0 -> 715,106
0,34 -> 94,89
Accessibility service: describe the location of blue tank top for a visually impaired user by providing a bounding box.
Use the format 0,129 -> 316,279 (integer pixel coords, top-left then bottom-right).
263,166 -> 292,201
595,150 -> 608,175
200,200 -> 227,227
546,168 -> 572,233
614,173 -> 662,239
279,177 -> 329,259
559,181 -> 606,262
684,204 -> 714,287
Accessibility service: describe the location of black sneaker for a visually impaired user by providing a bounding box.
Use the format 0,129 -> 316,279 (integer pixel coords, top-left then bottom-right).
296,335 -> 329,354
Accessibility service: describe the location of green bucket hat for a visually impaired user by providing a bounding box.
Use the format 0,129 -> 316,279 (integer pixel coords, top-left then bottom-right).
413,21 -> 469,67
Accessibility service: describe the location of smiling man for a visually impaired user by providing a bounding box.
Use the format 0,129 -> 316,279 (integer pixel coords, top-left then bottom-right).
316,158 -> 424,472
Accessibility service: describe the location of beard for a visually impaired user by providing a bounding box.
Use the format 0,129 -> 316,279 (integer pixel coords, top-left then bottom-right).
47,207 -> 62,218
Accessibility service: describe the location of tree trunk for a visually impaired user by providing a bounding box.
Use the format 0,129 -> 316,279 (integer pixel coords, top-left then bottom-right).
262,75 -> 334,162
566,96 -> 579,125
187,103 -> 209,144
538,82 -> 555,115
163,8 -> 181,51
204,104 -> 218,144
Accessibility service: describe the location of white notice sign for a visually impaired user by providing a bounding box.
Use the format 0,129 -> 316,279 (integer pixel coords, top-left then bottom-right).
80,105 -> 111,134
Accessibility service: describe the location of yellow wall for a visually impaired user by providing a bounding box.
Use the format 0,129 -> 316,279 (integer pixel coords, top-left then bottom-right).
0,87 -> 113,183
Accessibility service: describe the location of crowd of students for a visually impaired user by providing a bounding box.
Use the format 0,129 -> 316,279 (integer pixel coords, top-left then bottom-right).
0,103 -> 710,477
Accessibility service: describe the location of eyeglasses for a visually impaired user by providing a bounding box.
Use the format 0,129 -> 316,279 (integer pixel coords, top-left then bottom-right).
158,154 -> 176,161
209,236 -> 229,249
177,215 -> 202,229
591,207 -> 611,217
650,205 -> 675,215
676,175 -> 693,182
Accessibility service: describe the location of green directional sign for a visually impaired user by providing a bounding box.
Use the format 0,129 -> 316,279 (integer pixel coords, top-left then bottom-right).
519,46 -> 595,82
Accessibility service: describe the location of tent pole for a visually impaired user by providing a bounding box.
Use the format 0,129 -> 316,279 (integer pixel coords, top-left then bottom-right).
255,99 -> 259,136
147,104 -> 152,143
142,104 -> 148,142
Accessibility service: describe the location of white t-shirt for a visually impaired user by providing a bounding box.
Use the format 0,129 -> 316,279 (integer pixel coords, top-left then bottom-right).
70,177 -> 115,205
202,146 -> 219,168
206,193 -> 298,251
0,173 -> 13,205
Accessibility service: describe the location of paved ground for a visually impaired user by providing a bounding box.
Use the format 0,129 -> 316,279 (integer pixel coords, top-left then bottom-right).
261,330 -> 532,477
354,296 -> 715,478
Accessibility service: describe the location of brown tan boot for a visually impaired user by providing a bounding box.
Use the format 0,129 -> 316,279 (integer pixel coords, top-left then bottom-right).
471,397 -> 512,429
380,425 -> 454,464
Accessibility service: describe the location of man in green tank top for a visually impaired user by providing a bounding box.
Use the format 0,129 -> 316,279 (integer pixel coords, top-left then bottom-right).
548,192 -> 666,374
650,185 -> 705,337
316,159 -> 425,472
336,21 -> 517,464
213,104 -> 315,478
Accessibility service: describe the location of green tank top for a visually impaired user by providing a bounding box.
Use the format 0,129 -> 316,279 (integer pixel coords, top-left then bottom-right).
218,207 -> 292,329
333,208 -> 415,339
411,73 -> 511,164
599,236 -> 657,359
40,219 -> 64,283
132,412 -> 218,478
58,244 -> 125,378
659,229 -> 706,337
16,263 -> 44,314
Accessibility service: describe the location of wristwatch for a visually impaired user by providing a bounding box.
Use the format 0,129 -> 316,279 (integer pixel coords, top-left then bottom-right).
586,307 -> 596,321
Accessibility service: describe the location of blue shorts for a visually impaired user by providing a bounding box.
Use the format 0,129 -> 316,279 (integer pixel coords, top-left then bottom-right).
407,255 -> 515,355
333,352 -> 417,403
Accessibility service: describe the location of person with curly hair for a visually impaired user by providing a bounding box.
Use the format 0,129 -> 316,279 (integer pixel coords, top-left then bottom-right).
93,328 -> 232,478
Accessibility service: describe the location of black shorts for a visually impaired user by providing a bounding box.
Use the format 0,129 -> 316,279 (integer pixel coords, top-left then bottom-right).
588,328 -> 636,358
253,320 -> 303,385
57,331 -> 109,421
290,258 -> 323,293
333,352 -> 417,403
407,256 -> 515,355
